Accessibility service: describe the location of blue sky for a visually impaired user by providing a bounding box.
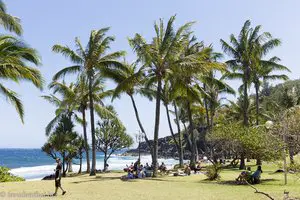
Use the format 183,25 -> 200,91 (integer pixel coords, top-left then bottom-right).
0,0 -> 299,148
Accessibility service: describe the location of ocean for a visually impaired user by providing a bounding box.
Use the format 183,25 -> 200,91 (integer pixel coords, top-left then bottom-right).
0,149 -> 179,180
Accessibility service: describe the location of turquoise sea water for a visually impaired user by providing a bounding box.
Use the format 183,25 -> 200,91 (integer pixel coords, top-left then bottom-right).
0,149 -> 179,180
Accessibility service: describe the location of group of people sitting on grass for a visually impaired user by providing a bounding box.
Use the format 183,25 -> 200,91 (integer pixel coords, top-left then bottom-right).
123,159 -> 169,179
236,166 -> 263,184
174,161 -> 202,176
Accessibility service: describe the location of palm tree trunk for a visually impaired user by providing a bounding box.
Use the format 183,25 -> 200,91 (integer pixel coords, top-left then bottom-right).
129,94 -> 153,159
255,82 -> 259,126
152,78 -> 162,177
183,123 -> 192,153
243,65 -> 250,127
187,101 -> 196,166
104,152 -> 107,172
240,152 -> 246,170
68,160 -> 73,172
240,67 -> 250,170
254,82 -> 262,165
88,75 -> 96,176
174,102 -> 184,167
78,155 -> 82,174
165,104 -> 181,163
203,84 -> 210,128
81,108 -> 90,173
289,146 -> 294,165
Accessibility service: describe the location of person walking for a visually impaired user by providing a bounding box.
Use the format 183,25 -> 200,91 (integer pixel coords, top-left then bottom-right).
53,158 -> 66,196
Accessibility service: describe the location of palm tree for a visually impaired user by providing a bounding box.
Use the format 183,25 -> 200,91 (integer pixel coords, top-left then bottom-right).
45,76 -> 113,173
251,40 -> 289,125
129,16 -> 194,176
171,36 -> 224,166
161,81 -> 185,167
52,29 -> 125,175
0,35 -> 42,122
101,61 -> 154,155
221,20 -> 254,128
0,0 -> 22,35
221,20 -> 266,169
201,71 -> 235,131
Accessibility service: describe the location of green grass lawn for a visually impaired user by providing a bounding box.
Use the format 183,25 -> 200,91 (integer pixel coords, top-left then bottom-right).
1,160 -> 300,200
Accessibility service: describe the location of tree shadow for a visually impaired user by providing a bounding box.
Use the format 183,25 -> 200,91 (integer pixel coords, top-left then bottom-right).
71,176 -> 121,184
218,179 -> 277,186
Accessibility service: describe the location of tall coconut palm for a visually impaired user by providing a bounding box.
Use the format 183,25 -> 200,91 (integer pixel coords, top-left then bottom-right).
221,20 -> 254,128
0,35 -> 42,122
0,0 -> 22,35
251,38 -> 289,125
101,61 -> 155,156
129,16 -> 194,176
221,20 -> 266,169
51,29 -> 124,175
171,36 -> 224,166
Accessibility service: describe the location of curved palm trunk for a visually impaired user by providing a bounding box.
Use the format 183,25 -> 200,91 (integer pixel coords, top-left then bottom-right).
129,94 -> 153,159
174,102 -> 184,167
81,108 -> 91,173
152,78 -> 162,177
88,76 -> 97,176
165,103 -> 181,165
187,101 -> 196,166
203,84 -> 210,128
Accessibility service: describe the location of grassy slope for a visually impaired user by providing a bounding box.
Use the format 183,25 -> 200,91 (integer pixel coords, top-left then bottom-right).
0,162 -> 300,200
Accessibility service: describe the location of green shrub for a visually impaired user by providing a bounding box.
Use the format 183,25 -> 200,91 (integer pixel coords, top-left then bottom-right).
0,167 -> 25,182
205,164 -> 222,180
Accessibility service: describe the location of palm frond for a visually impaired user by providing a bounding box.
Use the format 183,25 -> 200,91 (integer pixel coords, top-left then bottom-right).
0,83 -> 24,123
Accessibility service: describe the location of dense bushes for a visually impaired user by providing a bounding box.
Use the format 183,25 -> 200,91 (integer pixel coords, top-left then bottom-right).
0,167 -> 24,182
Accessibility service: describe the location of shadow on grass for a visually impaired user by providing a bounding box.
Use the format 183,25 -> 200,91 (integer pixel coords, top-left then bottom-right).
218,179 -> 277,185
198,178 -> 278,186
71,176 -> 121,184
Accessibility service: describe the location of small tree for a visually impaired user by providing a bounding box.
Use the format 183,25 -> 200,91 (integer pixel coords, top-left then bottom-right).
96,106 -> 133,171
42,115 -> 81,176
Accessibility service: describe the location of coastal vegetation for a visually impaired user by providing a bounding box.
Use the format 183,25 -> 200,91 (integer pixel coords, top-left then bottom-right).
1,1 -> 300,199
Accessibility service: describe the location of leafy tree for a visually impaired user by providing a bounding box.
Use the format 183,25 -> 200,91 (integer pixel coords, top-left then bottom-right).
45,76 -> 112,173
42,115 -> 80,176
207,123 -> 282,164
275,106 -> 300,164
96,106 -> 133,171
52,29 -> 125,175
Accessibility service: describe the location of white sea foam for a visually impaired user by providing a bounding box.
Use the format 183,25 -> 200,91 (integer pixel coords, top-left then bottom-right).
10,155 -> 179,180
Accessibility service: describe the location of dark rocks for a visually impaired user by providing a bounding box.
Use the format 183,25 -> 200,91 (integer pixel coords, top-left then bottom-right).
42,174 -> 55,180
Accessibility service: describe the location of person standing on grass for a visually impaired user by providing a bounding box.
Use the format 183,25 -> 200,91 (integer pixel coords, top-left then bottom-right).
53,158 -> 66,196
